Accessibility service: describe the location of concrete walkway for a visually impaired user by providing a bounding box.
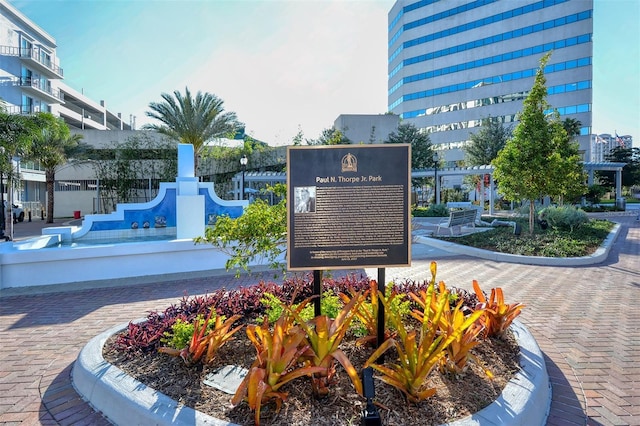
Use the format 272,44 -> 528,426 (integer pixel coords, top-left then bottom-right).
0,214 -> 638,425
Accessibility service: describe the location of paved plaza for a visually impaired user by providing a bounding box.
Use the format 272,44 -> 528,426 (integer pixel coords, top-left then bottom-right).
0,213 -> 638,425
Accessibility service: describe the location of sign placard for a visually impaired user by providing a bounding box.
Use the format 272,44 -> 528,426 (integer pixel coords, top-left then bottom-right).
287,144 -> 411,270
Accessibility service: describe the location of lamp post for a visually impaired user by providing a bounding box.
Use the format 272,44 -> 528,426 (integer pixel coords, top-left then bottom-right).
240,155 -> 248,200
0,146 -> 5,240
433,152 -> 440,205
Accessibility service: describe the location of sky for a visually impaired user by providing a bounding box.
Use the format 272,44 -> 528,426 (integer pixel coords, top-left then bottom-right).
8,0 -> 640,147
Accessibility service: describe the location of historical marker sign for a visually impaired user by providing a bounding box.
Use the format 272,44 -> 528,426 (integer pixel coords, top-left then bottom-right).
287,144 -> 411,270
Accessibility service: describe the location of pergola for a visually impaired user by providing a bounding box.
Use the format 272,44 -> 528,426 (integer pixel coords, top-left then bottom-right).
412,162 -> 627,215
233,162 -> 628,214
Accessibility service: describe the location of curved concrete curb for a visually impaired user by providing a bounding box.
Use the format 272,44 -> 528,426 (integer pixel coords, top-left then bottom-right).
73,320 -> 549,426
72,319 -> 235,426
446,320 -> 550,426
416,222 -> 620,266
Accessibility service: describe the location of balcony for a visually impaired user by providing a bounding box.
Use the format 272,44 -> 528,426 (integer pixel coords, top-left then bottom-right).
0,45 -> 64,79
19,77 -> 63,104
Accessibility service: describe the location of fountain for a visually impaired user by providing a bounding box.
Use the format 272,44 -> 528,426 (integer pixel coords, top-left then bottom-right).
0,144 -> 251,291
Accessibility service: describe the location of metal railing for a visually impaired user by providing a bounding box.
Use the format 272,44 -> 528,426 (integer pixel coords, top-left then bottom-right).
0,45 -> 64,77
18,77 -> 63,100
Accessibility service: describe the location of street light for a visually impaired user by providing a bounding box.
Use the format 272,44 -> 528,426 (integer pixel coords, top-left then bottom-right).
239,155 -> 248,200
433,152 -> 440,205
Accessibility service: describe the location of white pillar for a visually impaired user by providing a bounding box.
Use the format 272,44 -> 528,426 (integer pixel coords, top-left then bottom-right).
176,144 -> 204,239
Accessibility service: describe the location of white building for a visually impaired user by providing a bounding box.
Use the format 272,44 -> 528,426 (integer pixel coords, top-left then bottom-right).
591,133 -> 633,162
0,0 -> 134,217
388,0 -> 594,166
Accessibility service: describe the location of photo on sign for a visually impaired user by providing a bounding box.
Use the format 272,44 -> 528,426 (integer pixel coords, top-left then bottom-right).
294,186 -> 316,213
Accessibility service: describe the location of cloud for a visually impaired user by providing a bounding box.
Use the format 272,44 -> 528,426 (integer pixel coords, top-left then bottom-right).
165,1 -> 392,144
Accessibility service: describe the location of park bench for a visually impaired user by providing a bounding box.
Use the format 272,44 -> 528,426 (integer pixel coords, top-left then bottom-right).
436,209 -> 478,236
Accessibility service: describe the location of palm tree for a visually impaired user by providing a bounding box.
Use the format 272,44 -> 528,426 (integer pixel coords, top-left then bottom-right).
562,118 -> 582,139
144,88 -> 241,173
29,113 -> 83,223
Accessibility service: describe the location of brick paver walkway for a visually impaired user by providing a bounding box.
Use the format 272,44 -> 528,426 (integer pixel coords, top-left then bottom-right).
0,215 -> 638,425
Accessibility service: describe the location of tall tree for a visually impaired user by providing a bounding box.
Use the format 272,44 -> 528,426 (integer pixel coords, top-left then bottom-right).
385,122 -> 436,200
465,118 -> 511,166
144,87 -> 241,173
385,122 -> 435,168
600,146 -> 640,188
546,119 -> 587,204
28,112 -> 83,223
493,53 -> 583,234
562,118 -> 582,139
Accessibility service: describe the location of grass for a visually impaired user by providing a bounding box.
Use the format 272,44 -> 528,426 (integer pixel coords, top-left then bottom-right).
437,218 -> 614,257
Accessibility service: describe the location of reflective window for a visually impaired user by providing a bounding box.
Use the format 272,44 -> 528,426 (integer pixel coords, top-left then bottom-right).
391,58 -> 591,108
399,81 -> 591,118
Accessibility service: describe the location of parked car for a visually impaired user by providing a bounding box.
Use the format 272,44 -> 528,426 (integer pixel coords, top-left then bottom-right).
3,201 -> 25,222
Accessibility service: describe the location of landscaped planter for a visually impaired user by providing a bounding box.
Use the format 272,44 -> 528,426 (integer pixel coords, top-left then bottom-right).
72,319 -> 550,426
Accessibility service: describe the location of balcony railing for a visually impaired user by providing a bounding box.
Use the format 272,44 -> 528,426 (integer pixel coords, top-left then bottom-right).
0,45 -> 64,77
3,105 -> 49,115
18,77 -> 63,101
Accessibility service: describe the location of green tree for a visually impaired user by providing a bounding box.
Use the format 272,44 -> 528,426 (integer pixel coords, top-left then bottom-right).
562,118 -> 582,139
547,119 -> 586,204
0,111 -> 34,233
385,122 -> 434,169
600,146 -> 640,188
385,122 -> 436,198
144,87 -> 241,173
196,183 -> 287,275
465,118 -> 511,166
493,53 -> 583,234
28,112 -> 84,223
307,127 -> 351,145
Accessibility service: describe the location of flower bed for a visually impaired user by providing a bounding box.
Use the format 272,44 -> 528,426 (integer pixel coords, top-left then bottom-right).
91,263 -> 532,425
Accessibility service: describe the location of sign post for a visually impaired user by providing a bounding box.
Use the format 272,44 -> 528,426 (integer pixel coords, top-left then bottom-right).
287,144 -> 411,347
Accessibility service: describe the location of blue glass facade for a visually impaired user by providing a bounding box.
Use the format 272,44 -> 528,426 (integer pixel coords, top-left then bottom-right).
388,0 -> 594,162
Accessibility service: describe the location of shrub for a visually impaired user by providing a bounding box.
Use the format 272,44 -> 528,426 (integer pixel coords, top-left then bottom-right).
260,290 -> 343,324
160,317 -> 201,350
412,203 -> 449,217
585,184 -> 607,205
538,206 -> 589,232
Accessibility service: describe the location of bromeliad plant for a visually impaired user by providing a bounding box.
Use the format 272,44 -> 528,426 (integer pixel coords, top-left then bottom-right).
158,309 -> 243,366
339,279 -> 411,347
232,303 -> 325,425
365,275 -> 484,403
410,282 -> 487,377
473,280 -> 525,339
287,292 -> 366,397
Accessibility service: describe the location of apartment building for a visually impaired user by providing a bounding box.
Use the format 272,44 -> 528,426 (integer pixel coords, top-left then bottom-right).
0,0 -> 133,216
388,0 -> 594,166
591,133 -> 633,162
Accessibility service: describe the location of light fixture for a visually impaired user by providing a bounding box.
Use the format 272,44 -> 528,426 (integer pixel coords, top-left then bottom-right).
240,155 -> 248,200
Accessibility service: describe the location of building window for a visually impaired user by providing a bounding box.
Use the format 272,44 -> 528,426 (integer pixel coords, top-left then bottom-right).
21,95 -> 33,114
20,38 -> 32,57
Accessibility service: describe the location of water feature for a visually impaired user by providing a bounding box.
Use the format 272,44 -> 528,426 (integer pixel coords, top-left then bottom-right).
0,144 -> 252,290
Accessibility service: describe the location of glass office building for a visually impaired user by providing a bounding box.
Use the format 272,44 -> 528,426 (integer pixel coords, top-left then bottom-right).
388,0 -> 593,165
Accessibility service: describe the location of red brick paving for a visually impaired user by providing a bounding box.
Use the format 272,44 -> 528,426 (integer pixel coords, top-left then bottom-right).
0,215 -> 638,425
